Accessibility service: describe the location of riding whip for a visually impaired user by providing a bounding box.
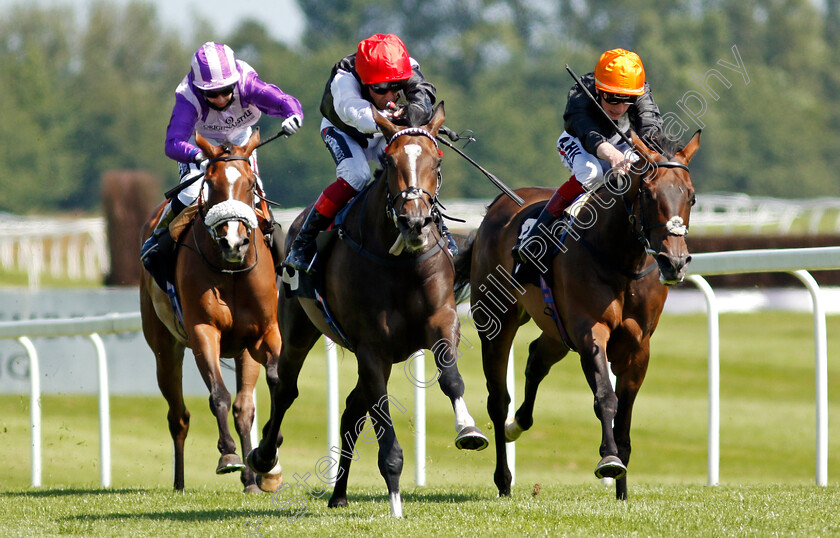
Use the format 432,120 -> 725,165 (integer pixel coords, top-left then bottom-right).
565,65 -> 637,150
165,127 -> 285,200
437,126 -> 524,206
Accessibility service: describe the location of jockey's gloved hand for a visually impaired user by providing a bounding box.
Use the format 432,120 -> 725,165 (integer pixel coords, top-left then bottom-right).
281,114 -> 303,136
194,151 -> 209,174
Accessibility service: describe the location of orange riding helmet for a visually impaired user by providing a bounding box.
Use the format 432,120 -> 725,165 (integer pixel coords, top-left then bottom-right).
355,34 -> 413,85
594,49 -> 646,96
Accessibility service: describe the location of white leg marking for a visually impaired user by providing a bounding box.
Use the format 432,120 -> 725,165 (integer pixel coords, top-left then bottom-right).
403,144 -> 422,187
453,397 -> 476,432
504,416 -> 523,441
390,491 -> 403,518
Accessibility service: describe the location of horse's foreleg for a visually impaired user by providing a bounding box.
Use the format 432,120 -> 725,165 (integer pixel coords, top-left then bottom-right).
511,334 -> 568,438
328,383 -> 369,509
357,351 -> 404,517
250,302 -> 319,479
579,325 -> 625,480
191,327 -> 240,470
611,344 -> 650,501
425,311 -> 488,451
233,349 -> 261,493
477,314 -> 519,497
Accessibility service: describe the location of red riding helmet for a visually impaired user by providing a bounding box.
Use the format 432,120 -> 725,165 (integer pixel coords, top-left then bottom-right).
355,34 -> 413,85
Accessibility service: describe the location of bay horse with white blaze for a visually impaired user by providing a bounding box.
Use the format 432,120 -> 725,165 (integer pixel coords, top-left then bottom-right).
465,130 -> 700,500
140,130 -> 283,492
248,103 -> 488,517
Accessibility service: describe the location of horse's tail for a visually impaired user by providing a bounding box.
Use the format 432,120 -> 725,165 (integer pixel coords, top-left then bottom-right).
452,229 -> 475,305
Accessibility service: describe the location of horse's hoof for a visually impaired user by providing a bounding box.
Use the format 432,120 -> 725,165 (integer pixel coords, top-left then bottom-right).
504,417 -> 524,442
256,471 -> 283,493
243,484 -> 263,494
455,425 -> 489,451
594,455 -> 627,480
328,496 -> 348,508
246,448 -> 279,475
216,453 -> 247,474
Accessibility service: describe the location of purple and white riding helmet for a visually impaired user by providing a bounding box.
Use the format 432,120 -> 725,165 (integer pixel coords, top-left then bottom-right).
190,42 -> 240,91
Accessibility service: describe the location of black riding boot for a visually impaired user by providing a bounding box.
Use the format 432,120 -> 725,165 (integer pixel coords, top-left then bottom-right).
141,199 -> 185,290
510,207 -> 557,264
283,207 -> 332,274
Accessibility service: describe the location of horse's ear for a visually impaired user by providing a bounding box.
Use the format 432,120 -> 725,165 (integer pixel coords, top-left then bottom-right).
677,129 -> 701,164
242,126 -> 260,155
425,101 -> 445,136
374,105 -> 399,140
195,132 -> 220,158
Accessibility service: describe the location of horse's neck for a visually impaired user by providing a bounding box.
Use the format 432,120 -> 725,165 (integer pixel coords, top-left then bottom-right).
355,175 -> 400,250
584,175 -> 647,268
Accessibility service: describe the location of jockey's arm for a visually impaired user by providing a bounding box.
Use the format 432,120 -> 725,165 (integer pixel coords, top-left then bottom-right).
164,94 -> 202,163
331,69 -> 380,134
239,70 -> 304,121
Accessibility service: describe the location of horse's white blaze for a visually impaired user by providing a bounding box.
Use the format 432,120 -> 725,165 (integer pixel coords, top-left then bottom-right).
390,492 -> 403,518
403,144 -> 422,187
225,167 -> 242,199
453,397 -> 476,432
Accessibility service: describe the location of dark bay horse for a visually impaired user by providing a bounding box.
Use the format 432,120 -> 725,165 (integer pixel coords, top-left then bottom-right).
247,103 -> 488,517
466,130 -> 700,500
140,130 -> 283,492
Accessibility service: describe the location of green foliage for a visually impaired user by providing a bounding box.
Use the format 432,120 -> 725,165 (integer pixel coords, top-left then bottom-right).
1,0 -> 838,214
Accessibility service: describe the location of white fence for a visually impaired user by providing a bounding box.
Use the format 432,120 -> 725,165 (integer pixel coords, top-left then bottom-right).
0,215 -> 109,288
2,195 -> 838,288
4,247 -> 838,488
686,246 -> 840,487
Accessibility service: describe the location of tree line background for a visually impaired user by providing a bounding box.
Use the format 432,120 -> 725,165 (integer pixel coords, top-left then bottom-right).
1,0 -> 838,215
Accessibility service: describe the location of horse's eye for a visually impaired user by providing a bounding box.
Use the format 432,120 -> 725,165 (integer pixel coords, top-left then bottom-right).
690,194 -> 697,206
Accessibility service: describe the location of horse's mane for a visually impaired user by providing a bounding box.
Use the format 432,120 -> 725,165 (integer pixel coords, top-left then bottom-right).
220,141 -> 234,155
644,132 -> 683,160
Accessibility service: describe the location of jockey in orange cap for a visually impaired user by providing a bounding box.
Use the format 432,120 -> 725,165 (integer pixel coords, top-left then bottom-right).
512,48 -> 664,263
283,33 -> 443,274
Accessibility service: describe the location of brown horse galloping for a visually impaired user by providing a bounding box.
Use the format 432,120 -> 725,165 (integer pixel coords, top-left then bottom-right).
140,130 -> 283,492
466,130 -> 700,500
247,103 -> 488,517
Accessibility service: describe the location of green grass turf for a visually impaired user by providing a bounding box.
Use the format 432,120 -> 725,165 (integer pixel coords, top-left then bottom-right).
0,312 -> 838,535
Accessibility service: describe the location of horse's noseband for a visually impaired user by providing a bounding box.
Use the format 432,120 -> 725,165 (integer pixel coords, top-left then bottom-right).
200,154 -> 258,241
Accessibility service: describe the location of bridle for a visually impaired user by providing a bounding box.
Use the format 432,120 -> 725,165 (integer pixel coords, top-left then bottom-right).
381,127 -> 443,227
194,153 -> 260,273
626,160 -> 691,255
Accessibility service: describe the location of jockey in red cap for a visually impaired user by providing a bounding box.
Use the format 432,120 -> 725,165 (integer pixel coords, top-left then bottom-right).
283,34 -> 443,274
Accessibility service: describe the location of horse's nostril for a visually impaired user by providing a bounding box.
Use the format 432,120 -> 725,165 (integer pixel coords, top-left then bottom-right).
219,238 -> 230,250
685,255 -> 693,265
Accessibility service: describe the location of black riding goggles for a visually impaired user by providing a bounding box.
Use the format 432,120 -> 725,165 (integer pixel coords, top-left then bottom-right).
600,91 -> 638,105
201,85 -> 235,98
369,81 -> 404,95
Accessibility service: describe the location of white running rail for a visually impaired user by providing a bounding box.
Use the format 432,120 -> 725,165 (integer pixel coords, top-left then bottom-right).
6,246 -> 838,489
687,246 -> 840,486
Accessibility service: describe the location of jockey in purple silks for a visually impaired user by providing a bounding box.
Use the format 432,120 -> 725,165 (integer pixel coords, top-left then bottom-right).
141,41 -> 303,278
